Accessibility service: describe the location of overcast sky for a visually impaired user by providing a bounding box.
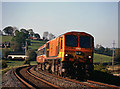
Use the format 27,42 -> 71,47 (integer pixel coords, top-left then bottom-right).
2,1 -> 118,48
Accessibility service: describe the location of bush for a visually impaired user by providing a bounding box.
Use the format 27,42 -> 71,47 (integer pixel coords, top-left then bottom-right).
2,60 -> 8,68
26,39 -> 31,46
24,59 -> 30,66
27,49 -> 37,61
2,49 -> 10,59
94,64 -> 110,73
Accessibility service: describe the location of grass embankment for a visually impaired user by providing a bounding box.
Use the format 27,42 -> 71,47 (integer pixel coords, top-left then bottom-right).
1,60 -> 37,75
90,70 -> 120,86
28,40 -> 47,51
93,53 -> 112,63
1,35 -> 13,42
93,53 -> 112,72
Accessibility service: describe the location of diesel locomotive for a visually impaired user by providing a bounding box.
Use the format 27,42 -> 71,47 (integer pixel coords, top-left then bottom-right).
36,31 -> 94,79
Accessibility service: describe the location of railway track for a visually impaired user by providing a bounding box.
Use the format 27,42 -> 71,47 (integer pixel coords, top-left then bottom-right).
13,66 -> 61,89
34,65 -> 120,89
13,65 -> 120,89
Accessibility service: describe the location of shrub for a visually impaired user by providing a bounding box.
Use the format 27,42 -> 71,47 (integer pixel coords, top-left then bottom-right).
24,59 -> 30,66
2,60 -> 8,68
27,49 -> 37,61
94,64 -> 110,73
2,49 -> 10,59
26,39 -> 31,46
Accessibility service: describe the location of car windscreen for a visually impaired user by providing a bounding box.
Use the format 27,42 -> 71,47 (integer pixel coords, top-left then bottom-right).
65,35 -> 78,47
79,36 -> 91,48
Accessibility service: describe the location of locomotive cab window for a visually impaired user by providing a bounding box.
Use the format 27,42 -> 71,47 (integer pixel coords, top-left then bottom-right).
65,35 -> 78,47
79,36 -> 91,48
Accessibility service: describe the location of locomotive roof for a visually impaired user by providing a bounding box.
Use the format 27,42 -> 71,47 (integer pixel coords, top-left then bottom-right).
46,31 -> 93,43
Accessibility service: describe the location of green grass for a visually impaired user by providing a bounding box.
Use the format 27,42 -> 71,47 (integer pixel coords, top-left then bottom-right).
93,53 -> 112,63
28,40 -> 47,51
6,60 -> 37,67
1,60 -> 37,75
1,35 -> 13,42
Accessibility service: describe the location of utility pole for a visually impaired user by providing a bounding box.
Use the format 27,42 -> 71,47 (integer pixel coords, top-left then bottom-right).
25,41 -> 30,65
25,41 -> 28,53
112,40 -> 115,70
25,41 -> 28,60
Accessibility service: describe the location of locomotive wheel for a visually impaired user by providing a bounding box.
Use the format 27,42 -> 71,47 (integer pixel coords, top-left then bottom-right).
40,63 -> 43,70
48,64 -> 52,73
57,64 -> 61,76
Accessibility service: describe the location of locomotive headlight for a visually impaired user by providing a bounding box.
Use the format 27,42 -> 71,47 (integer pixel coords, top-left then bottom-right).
65,54 -> 68,57
62,69 -> 65,72
88,56 -> 92,59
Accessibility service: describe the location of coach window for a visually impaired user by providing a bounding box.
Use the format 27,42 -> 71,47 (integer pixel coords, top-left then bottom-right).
43,48 -> 45,55
47,43 -> 49,49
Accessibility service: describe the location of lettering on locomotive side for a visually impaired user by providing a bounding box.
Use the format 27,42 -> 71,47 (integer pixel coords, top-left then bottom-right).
76,47 -> 81,50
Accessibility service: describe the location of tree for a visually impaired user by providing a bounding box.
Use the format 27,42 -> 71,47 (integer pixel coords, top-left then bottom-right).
2,49 -> 10,59
28,29 -> 33,33
13,32 -> 26,44
13,26 -> 18,35
20,28 -> 29,38
28,29 -> 34,37
10,42 -> 22,51
15,30 -> 19,36
34,33 -> 40,39
27,49 -> 37,61
114,48 -> 120,64
2,60 -> 8,68
11,32 -> 27,51
30,32 -> 34,37
3,26 -> 14,35
95,45 -> 105,54
94,45 -> 112,56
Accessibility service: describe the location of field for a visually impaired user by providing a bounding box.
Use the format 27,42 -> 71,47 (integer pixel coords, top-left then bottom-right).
28,39 -> 47,51
93,53 -> 112,63
1,35 -> 47,51
1,35 -> 13,42
1,60 -> 37,75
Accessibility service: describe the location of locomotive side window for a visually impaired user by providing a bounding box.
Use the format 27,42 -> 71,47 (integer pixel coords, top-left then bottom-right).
46,51 -> 49,57
46,43 -> 49,49
61,38 -> 63,49
79,36 -> 91,48
43,48 -> 45,54
65,35 -> 78,47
